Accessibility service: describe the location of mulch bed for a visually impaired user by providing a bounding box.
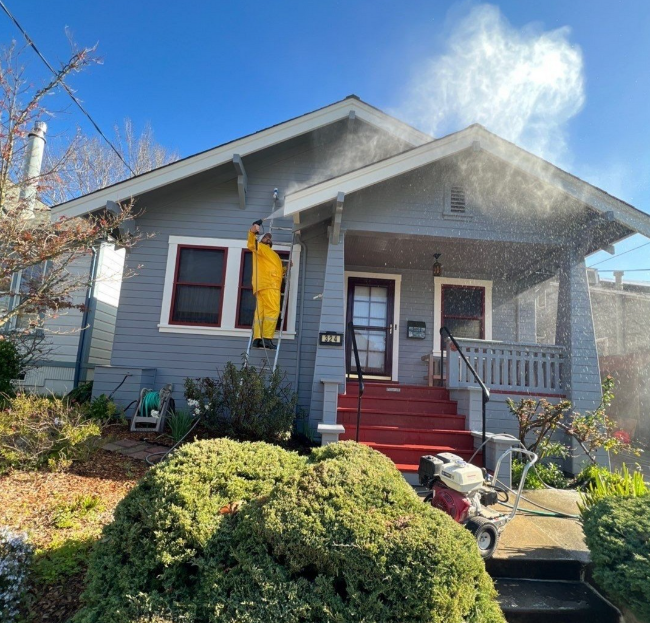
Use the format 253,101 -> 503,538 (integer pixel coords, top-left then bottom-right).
0,449 -> 149,623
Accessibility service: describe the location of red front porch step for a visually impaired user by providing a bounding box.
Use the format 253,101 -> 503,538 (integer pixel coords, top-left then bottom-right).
340,425 -> 474,448
337,408 -> 467,431
345,382 -> 450,400
338,395 -> 458,415
361,441 -> 478,470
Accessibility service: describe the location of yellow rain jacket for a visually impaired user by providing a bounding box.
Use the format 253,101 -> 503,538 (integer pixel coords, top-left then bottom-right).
247,230 -> 284,293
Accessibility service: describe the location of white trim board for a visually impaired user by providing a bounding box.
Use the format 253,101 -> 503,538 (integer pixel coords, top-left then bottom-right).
159,235 -> 300,338
433,277 -> 493,353
345,271 -> 402,382
50,98 -> 431,220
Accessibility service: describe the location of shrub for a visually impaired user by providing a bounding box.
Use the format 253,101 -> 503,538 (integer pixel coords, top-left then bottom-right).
0,526 -> 33,623
578,463 -> 647,513
0,394 -> 102,472
83,394 -> 119,423
75,440 -> 504,623
0,340 -> 20,397
512,459 -> 569,490
184,361 -> 297,443
581,495 -> 650,621
66,381 -> 94,405
166,410 -> 194,444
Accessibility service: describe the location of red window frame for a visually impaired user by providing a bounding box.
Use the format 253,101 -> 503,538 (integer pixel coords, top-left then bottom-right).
235,249 -> 290,330
169,244 -> 228,327
441,285 -> 485,339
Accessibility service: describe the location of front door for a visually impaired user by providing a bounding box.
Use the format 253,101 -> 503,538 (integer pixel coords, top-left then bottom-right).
346,277 -> 395,378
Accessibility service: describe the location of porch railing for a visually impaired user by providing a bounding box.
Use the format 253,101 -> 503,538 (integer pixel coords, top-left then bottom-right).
346,321 -> 364,442
446,338 -> 565,394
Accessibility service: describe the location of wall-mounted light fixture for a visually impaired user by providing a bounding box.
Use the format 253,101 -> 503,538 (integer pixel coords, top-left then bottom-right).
432,253 -> 442,277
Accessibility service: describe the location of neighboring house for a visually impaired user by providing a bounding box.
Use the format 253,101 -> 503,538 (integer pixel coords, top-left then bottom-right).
535,270 -> 650,445
1,123 -> 126,395
50,96 -> 650,475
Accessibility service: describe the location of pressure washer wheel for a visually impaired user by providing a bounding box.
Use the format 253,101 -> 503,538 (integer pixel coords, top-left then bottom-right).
465,517 -> 500,559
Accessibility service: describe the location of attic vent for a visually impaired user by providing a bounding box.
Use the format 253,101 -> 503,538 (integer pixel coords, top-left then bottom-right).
450,186 -> 466,213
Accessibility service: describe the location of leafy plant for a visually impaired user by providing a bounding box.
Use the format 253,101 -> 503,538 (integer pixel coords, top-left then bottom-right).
66,381 -> 94,405
0,394 -> 102,472
512,459 -> 569,489
507,376 -> 641,464
185,361 -> 297,443
32,536 -> 97,584
74,440 -> 504,623
83,394 -> 118,423
166,410 -> 194,444
581,495 -> 650,621
578,463 -> 647,513
51,494 -> 105,530
0,526 -> 33,623
0,340 -> 20,398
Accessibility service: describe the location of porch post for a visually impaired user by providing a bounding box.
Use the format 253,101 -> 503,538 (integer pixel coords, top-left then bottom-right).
311,231 -> 346,443
555,247 -> 603,472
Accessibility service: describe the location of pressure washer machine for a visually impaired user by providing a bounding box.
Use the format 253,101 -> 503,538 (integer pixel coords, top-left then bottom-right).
418,448 -> 538,559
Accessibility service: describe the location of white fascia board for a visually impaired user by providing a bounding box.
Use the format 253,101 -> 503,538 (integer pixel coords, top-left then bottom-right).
476,128 -> 650,238
50,100 -> 430,221
283,130 -> 475,216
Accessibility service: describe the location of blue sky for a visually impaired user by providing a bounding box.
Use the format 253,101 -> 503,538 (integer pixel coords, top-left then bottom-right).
3,0 -> 649,279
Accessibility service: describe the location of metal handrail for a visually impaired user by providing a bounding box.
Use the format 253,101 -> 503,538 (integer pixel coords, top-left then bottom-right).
347,321 -> 365,442
440,326 -> 490,466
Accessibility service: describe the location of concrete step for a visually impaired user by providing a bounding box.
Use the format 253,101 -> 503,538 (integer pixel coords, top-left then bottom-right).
337,409 -> 466,430
340,425 -> 474,448
493,578 -> 620,623
486,557 -> 583,582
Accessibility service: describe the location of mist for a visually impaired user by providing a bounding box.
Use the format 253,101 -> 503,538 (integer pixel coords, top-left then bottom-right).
397,4 -> 585,166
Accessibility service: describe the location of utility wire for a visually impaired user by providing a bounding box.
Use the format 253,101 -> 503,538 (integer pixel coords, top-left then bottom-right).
0,0 -> 135,175
588,241 -> 650,268
596,268 -> 650,272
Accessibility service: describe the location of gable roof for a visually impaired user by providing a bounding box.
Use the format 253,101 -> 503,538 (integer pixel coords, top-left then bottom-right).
50,96 -> 431,220
273,124 -> 650,239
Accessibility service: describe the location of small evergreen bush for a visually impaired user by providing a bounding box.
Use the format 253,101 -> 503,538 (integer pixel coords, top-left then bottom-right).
512,459 -> 569,489
0,527 -> 33,623
75,440 -> 504,623
184,361 -> 297,443
0,340 -> 20,397
581,495 -> 650,621
0,394 -> 102,472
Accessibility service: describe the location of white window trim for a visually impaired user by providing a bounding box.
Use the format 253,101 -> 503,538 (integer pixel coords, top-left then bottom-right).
158,235 -> 300,339
433,277 -> 492,353
344,271 -> 402,382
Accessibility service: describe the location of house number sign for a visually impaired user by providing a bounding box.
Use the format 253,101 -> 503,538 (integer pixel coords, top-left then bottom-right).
319,332 -> 344,346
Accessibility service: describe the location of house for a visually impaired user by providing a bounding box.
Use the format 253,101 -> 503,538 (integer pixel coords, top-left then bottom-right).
50,96 -> 650,476
0,123 -> 126,395
535,269 -> 650,445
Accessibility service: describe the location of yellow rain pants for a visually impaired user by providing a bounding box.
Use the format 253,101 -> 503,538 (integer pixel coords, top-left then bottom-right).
247,230 -> 284,339
253,288 -> 281,340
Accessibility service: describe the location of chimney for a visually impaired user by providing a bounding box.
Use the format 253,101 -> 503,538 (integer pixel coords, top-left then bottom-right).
613,270 -> 624,290
19,121 -> 48,218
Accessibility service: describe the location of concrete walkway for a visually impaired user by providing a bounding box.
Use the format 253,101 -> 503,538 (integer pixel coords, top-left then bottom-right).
102,438 -> 170,462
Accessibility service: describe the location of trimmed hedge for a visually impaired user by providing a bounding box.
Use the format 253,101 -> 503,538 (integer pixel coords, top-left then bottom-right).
582,495 -> 650,621
75,440 -> 504,623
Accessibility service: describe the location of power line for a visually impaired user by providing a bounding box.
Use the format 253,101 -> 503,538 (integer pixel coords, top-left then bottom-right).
0,0 -> 135,175
596,268 -> 650,272
588,241 -> 650,268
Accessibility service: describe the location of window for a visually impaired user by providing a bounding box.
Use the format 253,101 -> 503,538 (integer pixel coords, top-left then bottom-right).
169,246 -> 227,326
441,285 -> 485,340
159,236 -> 300,338
236,249 -> 290,329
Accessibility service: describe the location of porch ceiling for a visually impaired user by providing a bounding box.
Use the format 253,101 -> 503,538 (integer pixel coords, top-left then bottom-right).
344,232 -> 560,281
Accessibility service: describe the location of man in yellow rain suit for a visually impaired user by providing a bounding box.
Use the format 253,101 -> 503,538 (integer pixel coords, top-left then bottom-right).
248,221 -> 284,349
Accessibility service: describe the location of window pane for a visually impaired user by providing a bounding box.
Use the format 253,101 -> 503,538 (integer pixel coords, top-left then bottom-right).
241,251 -> 253,285
177,248 -> 225,285
172,285 -> 221,324
443,287 -> 483,318
443,317 -> 482,340
238,289 -> 256,326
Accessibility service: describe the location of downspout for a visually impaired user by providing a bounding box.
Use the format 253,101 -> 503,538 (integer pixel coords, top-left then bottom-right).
293,234 -> 308,400
73,245 -> 100,388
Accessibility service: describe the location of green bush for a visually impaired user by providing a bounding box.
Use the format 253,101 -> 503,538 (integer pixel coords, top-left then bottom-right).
0,340 -> 20,397
166,409 -> 194,444
83,394 -> 119,423
512,459 -> 569,489
184,362 -> 297,443
578,463 -> 647,512
66,381 -> 94,405
75,440 -> 504,623
582,495 -> 650,621
0,394 -> 102,472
